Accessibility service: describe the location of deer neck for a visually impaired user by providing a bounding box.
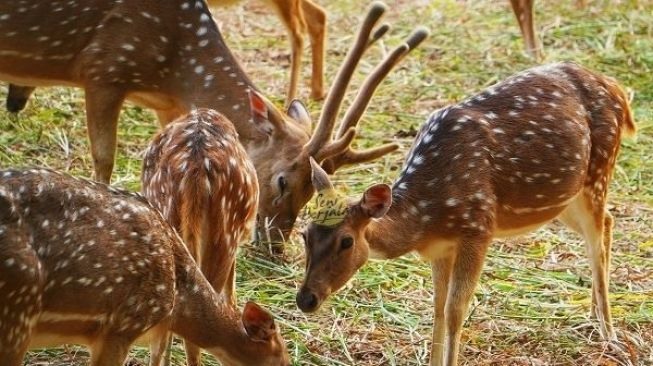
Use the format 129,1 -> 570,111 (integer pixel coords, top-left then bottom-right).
169,251 -> 254,358
364,194 -> 427,260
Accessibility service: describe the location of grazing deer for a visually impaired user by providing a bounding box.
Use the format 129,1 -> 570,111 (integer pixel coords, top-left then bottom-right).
0,169 -> 289,366
0,1 -> 424,251
142,109 -> 258,366
297,62 -> 635,365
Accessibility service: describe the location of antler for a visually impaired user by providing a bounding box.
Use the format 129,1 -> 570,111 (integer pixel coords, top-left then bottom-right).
323,27 -> 430,173
304,2 -> 388,156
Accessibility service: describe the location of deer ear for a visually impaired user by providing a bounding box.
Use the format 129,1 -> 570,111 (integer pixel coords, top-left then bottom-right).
287,99 -> 312,132
248,89 -> 285,136
242,301 -> 277,342
309,156 -> 334,191
360,184 -> 392,218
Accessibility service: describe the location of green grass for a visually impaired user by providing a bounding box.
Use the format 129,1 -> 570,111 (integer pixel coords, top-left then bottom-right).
3,0 -> 652,365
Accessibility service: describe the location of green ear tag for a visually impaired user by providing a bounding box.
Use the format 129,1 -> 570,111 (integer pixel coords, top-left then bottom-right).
307,189 -> 349,227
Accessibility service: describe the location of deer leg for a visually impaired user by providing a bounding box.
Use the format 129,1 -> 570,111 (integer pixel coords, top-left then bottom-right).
558,193 -> 615,340
443,236 -> 490,366
184,340 -> 202,366
271,0 -> 305,105
90,337 -> 132,366
6,84 -> 36,113
85,86 -> 125,184
301,0 -> 326,100
148,323 -> 172,366
430,256 -> 454,366
224,259 -> 237,306
0,328 -> 29,366
509,0 -> 541,59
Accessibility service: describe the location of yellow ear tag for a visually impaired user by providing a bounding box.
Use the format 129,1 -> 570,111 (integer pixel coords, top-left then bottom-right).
306,189 -> 349,227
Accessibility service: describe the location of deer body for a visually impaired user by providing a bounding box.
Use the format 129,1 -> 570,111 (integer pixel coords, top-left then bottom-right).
299,62 -> 635,366
142,109 -> 258,366
0,1 -> 418,251
0,169 -> 288,366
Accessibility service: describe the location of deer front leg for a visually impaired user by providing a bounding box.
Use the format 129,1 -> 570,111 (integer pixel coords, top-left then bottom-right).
430,256 -> 454,366
444,236 -> 490,366
301,0 -> 326,100
84,86 -> 125,184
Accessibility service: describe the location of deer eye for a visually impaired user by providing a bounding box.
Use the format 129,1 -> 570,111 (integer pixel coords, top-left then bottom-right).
340,236 -> 354,250
277,175 -> 287,193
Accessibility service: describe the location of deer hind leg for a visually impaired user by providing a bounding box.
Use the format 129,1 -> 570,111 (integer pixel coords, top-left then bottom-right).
271,0 -> 305,105
301,0 -> 326,100
430,256 -> 454,366
84,86 -> 125,184
509,0 -> 541,59
90,337 -> 132,366
223,259 -> 237,306
0,319 -> 31,366
558,192 -> 615,340
443,235 -> 491,366
6,84 -> 36,113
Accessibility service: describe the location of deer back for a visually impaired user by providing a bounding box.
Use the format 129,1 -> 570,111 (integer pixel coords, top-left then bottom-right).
0,169 -> 182,349
392,62 -> 635,241
142,109 -> 258,287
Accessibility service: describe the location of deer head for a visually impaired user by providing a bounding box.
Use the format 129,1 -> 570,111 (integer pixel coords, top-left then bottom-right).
295,158 -> 390,312
247,2 -> 428,252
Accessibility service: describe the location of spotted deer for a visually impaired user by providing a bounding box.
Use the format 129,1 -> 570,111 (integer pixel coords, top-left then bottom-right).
0,169 -> 289,366
3,0 -> 326,112
141,109 -> 258,366
0,1 -> 425,251
297,62 -> 635,365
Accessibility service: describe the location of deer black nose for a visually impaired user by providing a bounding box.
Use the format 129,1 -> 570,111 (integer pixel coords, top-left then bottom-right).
296,288 -> 319,313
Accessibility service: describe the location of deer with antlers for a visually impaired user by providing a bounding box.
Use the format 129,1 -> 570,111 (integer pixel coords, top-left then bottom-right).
141,108 -> 258,366
0,0 -> 425,251
0,168 -> 289,366
297,62 -> 635,365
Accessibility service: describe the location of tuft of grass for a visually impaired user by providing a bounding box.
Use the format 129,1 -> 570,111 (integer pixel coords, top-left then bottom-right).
3,0 -> 652,365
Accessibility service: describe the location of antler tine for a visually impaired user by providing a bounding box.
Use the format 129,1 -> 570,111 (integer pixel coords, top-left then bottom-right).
367,23 -> 391,49
337,26 -> 430,138
322,143 -> 400,174
314,128 -> 357,162
304,2 -> 388,156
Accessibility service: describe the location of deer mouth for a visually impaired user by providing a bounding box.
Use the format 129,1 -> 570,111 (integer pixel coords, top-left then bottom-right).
296,287 -> 327,313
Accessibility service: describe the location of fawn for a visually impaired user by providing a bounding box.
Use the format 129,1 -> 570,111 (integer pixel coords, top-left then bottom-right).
142,108 -> 258,366
297,62 -> 635,365
0,169 -> 289,366
0,1 -> 424,250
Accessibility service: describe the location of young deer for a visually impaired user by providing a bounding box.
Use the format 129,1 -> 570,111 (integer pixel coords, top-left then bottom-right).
0,1 -> 424,250
297,62 -> 635,365
0,169 -> 289,366
141,108 -> 258,366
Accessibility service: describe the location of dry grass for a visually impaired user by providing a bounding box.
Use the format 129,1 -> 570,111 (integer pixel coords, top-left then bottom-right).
2,0 -> 652,365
